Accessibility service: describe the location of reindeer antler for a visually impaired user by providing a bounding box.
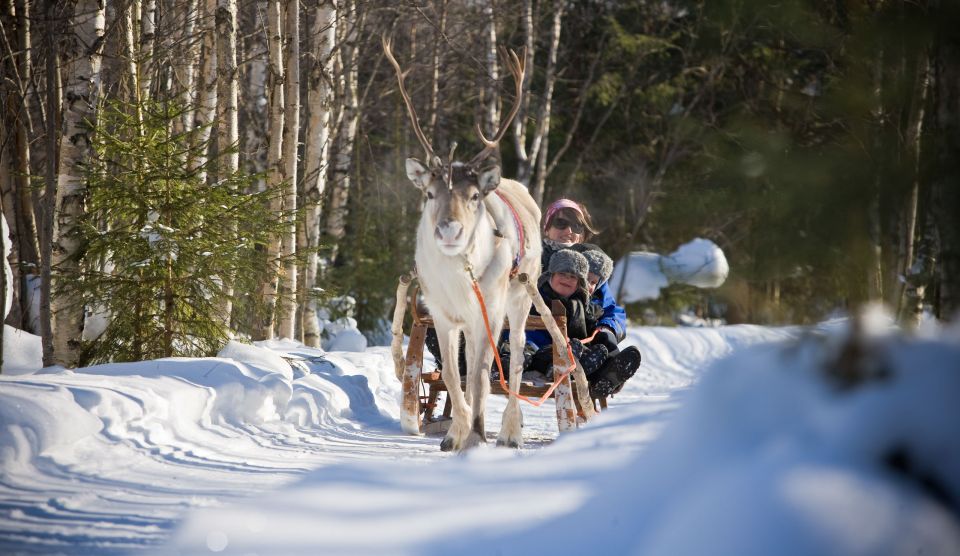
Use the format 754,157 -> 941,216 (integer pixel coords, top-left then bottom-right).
470,46 -> 526,168
382,35 -> 439,168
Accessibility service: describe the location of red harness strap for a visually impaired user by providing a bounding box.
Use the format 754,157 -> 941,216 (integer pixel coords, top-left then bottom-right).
494,190 -> 525,278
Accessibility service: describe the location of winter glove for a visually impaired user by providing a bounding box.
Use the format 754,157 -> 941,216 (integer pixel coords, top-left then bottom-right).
595,327 -> 619,352
568,338 -> 585,360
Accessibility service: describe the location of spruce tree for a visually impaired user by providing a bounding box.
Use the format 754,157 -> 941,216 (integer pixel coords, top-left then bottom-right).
61,99 -> 283,364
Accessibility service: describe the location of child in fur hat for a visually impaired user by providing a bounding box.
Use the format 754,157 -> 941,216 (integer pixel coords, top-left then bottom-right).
516,249 -> 612,381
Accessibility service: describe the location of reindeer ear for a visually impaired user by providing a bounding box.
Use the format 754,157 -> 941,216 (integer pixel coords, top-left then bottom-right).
478,166 -> 501,195
405,158 -> 431,190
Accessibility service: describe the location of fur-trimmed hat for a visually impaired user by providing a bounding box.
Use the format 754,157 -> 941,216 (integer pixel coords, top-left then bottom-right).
547,249 -> 590,288
571,243 -> 614,284
547,249 -> 589,286
584,249 -> 614,284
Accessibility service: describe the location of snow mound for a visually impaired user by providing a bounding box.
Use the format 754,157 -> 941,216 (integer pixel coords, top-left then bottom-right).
326,327 -> 367,352
219,340 -> 294,381
609,238 -> 729,302
661,237 -> 729,288
1,325 -> 43,375
582,320 -> 960,555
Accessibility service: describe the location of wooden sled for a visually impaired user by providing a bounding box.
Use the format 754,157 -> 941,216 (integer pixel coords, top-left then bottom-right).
392,276 -> 605,436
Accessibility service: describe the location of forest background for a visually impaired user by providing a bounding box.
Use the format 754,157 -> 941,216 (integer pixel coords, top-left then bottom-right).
2,0 -> 959,369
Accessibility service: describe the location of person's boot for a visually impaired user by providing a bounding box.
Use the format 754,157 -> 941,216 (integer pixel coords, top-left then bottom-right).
589,346 -> 641,398
579,344 -> 609,376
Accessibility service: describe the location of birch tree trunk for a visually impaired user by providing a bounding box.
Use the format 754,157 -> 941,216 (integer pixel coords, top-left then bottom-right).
480,0 -> 499,140
175,0 -> 201,135
896,53 -> 930,321
866,20 -> 885,303
0,119 -> 21,329
2,196 -> 8,364
276,0 -> 299,339
427,0 -> 448,143
324,0 -> 357,266
191,0 -> 218,181
51,0 -> 105,367
215,0 -> 239,325
215,0 -> 239,163
139,0 -> 157,100
123,1 -> 144,129
257,0 -> 284,340
39,0 -> 62,366
241,1 -> 268,182
2,197 -> 6,370
526,0 -> 564,204
301,0 -> 336,347
2,0 -> 39,329
12,0 -> 38,277
508,0 -> 565,204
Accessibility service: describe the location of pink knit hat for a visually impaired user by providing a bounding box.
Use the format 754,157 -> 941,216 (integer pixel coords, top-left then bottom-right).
543,199 -> 584,232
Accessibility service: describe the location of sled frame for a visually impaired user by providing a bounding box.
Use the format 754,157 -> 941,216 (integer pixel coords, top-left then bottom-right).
400,284 -> 605,436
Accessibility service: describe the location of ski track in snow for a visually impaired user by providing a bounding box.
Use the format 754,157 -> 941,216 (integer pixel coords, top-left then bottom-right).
0,325 -> 793,554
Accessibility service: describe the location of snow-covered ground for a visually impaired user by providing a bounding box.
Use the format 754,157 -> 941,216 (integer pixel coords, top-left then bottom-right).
1,317 -> 958,555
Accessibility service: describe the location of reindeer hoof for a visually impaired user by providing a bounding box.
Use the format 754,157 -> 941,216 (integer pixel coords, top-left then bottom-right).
464,431 -> 485,450
496,438 -> 521,449
440,436 -> 456,452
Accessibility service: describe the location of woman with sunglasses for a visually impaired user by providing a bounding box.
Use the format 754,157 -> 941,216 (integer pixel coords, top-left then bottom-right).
541,199 -> 596,267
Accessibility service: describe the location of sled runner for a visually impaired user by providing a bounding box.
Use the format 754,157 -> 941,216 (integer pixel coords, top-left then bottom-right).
392,278 -> 605,436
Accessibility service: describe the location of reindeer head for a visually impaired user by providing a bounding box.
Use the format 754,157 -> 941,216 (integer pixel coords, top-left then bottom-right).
383,36 -> 525,256
406,160 -> 501,255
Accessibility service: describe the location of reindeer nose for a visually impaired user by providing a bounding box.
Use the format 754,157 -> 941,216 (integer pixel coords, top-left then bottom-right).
435,219 -> 464,242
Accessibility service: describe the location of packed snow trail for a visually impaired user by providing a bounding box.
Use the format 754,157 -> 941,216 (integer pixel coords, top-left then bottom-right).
1,325 -> 790,553
169,320 -> 960,556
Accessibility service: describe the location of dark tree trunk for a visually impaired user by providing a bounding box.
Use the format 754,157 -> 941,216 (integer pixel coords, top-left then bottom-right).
930,7 -> 960,319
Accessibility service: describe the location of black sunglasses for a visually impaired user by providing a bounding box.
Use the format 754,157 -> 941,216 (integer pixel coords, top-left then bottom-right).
551,217 -> 585,234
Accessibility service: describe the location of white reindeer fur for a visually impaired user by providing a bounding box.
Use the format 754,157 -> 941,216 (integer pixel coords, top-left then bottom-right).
413,170 -> 541,451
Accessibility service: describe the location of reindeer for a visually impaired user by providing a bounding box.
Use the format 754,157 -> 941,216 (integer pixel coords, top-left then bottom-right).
384,37 -> 542,451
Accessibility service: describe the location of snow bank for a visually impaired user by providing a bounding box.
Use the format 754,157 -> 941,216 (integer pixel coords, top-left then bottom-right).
169,319 -> 960,556
2,314 -> 957,556
505,317 -> 960,555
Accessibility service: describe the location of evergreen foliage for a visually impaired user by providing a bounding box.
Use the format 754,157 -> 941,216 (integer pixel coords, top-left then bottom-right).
61,99 -> 282,364
324,140 -> 421,338
530,0 -> 946,324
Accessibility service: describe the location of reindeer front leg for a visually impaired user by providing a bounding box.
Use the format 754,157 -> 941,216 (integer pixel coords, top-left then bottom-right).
462,329 -> 492,450
439,326 -> 472,452
498,295 -> 530,448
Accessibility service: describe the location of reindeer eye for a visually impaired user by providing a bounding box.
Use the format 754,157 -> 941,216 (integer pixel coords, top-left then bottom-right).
426,191 -> 435,200
471,192 -> 480,202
